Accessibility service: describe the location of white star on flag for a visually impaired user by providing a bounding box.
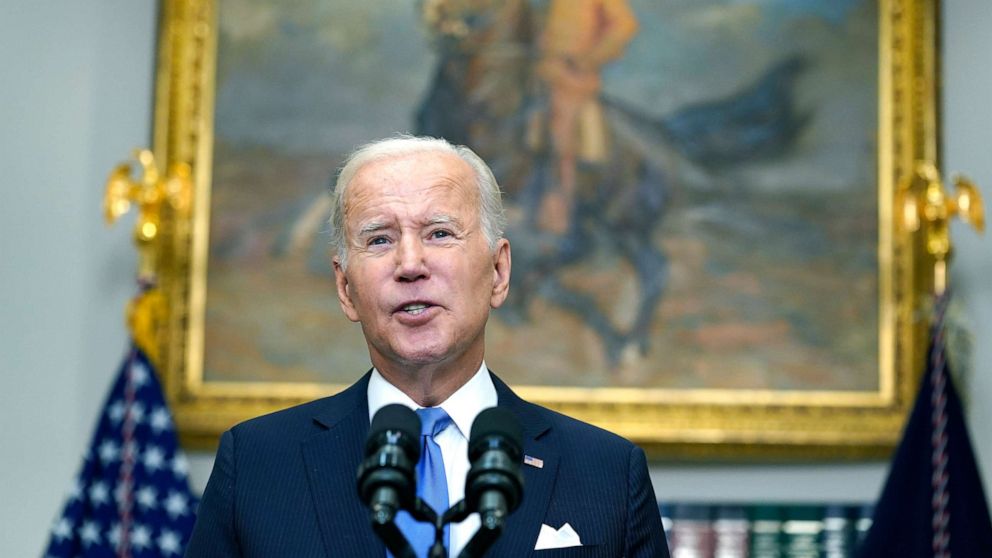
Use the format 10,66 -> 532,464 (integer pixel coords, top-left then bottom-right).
172,454 -> 189,477
89,481 -> 110,506
143,445 -> 166,472
122,439 -> 138,461
79,521 -> 101,547
150,406 -> 172,433
130,523 -> 152,550
128,401 -> 146,425
159,529 -> 181,555
114,482 -> 127,507
67,478 -> 83,502
107,522 -> 122,549
164,491 -> 188,519
107,400 -> 126,424
131,362 -> 150,387
51,518 -> 72,541
136,485 -> 158,510
98,439 -> 120,465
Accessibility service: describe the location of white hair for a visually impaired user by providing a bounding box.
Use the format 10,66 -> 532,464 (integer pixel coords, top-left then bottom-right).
329,135 -> 507,269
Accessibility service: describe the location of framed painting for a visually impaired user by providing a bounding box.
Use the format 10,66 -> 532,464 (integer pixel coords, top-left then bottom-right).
151,0 -> 940,457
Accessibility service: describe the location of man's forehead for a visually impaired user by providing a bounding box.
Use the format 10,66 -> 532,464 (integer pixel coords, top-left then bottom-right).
356,149 -> 468,178
343,152 -> 479,211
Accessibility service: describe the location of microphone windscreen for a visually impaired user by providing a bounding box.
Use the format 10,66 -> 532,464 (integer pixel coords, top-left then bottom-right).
469,407 -> 523,459
368,404 -> 421,456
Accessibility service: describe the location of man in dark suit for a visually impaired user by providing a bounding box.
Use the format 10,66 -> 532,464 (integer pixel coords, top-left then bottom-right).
185,136 -> 669,557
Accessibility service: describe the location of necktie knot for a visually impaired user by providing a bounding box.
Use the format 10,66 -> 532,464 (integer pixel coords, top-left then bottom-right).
417,407 -> 452,439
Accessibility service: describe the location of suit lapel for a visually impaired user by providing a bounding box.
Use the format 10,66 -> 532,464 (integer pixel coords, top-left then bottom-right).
489,375 -> 559,557
302,373 -> 383,558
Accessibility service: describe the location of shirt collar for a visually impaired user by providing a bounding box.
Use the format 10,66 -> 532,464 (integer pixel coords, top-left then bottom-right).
367,362 -> 497,439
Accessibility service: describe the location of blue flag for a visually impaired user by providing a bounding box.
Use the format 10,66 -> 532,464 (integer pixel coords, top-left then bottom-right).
43,345 -> 198,557
859,293 -> 992,557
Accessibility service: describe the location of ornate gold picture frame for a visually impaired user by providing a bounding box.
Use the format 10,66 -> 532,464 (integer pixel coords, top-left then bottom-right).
151,0 -> 939,458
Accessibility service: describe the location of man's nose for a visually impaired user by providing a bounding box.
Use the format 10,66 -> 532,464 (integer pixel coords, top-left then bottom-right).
393,235 -> 429,282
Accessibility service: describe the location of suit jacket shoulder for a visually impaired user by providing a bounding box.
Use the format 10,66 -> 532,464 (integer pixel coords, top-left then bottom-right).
186,372 -> 381,558
491,374 -> 670,557
230,371 -> 370,442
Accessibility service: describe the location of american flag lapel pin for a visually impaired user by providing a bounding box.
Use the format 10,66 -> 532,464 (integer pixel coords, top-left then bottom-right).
523,455 -> 544,469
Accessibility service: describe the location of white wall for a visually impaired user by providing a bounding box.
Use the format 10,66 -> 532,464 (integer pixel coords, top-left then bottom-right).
1,1 -> 989,556
943,0 -> 992,515
0,2 -> 155,556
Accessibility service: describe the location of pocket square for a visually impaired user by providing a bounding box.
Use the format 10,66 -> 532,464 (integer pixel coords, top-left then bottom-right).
534,522 -> 583,550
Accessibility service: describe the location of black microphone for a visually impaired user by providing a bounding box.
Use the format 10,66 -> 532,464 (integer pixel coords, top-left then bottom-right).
357,404 -> 421,528
465,407 -> 524,533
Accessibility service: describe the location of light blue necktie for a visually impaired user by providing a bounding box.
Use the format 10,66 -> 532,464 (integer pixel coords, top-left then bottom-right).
392,407 -> 452,557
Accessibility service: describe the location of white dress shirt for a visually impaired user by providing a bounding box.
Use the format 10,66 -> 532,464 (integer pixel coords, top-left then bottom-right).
368,363 -> 498,557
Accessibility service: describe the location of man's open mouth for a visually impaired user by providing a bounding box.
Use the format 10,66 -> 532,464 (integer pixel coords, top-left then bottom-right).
398,302 -> 433,316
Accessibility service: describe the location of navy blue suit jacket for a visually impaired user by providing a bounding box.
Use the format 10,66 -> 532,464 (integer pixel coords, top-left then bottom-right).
185,373 -> 669,557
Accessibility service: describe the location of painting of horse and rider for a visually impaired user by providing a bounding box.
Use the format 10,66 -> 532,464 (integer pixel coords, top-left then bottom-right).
204,0 -> 879,393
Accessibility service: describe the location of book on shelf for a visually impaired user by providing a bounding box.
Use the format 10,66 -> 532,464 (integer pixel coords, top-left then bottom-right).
658,501 -> 872,558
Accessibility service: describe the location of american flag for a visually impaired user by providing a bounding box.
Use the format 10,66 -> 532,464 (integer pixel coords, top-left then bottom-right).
857,292 -> 992,557
43,345 -> 198,557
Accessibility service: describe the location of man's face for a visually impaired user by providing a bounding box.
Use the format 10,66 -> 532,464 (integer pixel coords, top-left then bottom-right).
333,150 -> 511,373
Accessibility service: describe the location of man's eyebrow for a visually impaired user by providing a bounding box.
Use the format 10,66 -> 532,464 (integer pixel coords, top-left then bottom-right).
426,214 -> 461,226
356,220 -> 390,236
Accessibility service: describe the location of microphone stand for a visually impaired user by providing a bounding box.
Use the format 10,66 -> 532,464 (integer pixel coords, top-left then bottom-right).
373,496 -> 508,558
435,499 -> 506,558
411,499 -> 446,558
370,520 -> 416,558
366,489 -> 419,558
371,497 -> 447,558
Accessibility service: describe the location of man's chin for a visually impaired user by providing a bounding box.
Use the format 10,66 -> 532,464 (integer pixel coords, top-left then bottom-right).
390,347 -> 452,367
369,332 -> 483,372
378,341 -> 479,373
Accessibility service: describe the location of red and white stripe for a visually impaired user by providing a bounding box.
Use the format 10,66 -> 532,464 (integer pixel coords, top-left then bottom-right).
931,294 -> 951,558
116,346 -> 139,558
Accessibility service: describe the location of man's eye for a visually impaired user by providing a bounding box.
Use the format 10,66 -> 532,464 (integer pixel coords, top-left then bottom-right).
368,236 -> 390,246
430,229 -> 452,239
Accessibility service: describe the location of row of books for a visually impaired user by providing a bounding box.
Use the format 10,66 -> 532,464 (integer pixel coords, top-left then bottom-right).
658,502 -> 874,558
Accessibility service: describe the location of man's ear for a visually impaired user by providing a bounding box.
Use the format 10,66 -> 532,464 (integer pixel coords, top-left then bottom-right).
490,238 -> 511,309
333,257 -> 360,322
